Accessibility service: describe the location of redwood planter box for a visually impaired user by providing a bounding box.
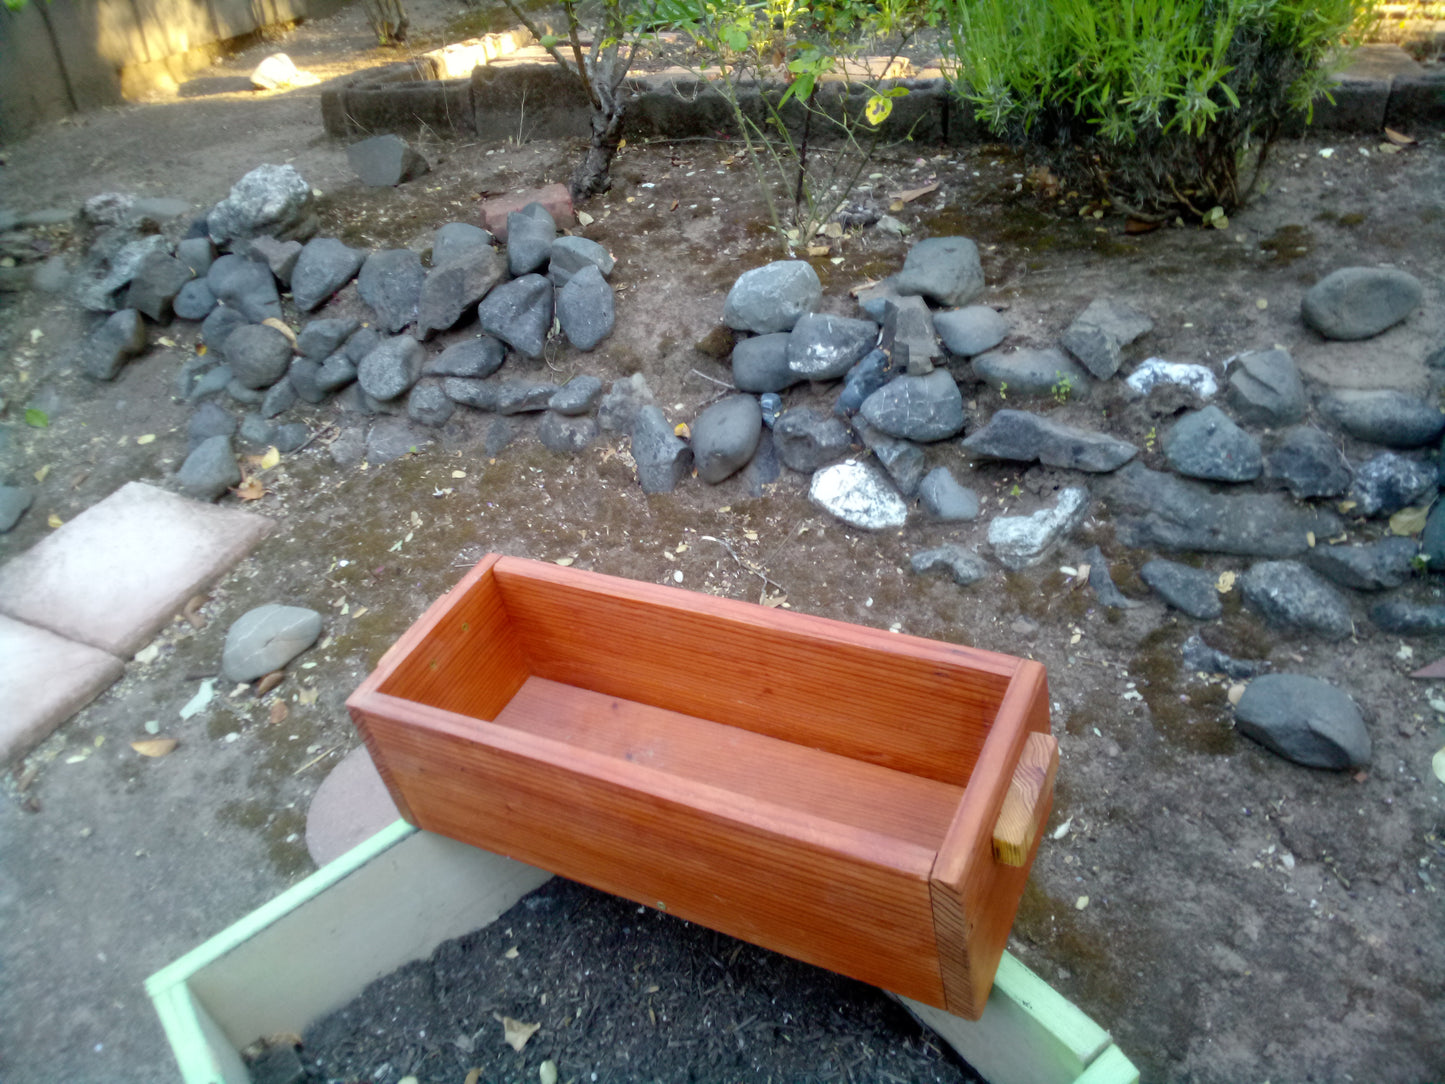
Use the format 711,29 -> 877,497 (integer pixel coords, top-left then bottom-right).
347,554 -> 1057,1019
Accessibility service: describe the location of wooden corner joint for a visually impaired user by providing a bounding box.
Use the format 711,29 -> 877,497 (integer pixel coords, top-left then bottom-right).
991,732 -> 1060,867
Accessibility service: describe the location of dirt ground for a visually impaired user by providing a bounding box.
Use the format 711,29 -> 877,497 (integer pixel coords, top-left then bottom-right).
2,2 -> 1444,1082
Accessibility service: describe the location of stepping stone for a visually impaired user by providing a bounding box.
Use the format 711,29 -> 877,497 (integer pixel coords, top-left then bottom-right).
0,481 -> 272,657
304,745 -> 400,867
0,615 -> 124,765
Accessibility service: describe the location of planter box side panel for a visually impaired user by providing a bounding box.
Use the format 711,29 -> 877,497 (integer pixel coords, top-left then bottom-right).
931,661 -> 1054,1019
358,707 -> 951,1005
491,558 -> 1015,786
367,556 -> 529,721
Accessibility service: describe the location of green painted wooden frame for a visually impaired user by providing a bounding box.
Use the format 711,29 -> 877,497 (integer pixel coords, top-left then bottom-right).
146,822 -> 1137,1084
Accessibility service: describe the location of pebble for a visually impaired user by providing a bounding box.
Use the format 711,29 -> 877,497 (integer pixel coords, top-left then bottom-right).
809,459 -> 907,530
987,487 -> 1090,570
933,304 -> 1009,357
261,377 -> 296,419
892,236 -> 984,307
1301,266 -> 1423,340
722,261 -> 821,334
1240,560 -> 1354,640
1060,297 -> 1153,379
910,545 -> 990,586
221,604 -> 323,683
691,395 -> 761,484
962,409 -> 1136,472
188,402 -> 239,452
918,467 -> 980,521
772,407 -> 852,472
1161,405 -> 1262,482
357,248 -> 425,333
1234,674 -> 1371,769
1139,559 -> 1223,619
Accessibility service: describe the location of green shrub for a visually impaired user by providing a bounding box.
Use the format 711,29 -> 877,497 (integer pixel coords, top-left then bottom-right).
942,0 -> 1377,218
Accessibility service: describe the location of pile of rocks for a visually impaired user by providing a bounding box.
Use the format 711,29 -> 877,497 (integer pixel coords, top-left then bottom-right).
645,242 -> 1434,773
6,163 -> 620,506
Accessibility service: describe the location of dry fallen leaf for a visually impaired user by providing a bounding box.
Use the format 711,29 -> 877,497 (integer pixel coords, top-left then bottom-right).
465,1070 -> 482,1084
47,513 -> 63,528
890,181 -> 938,203
297,686 -> 320,705
576,210 -> 594,225
451,469 -> 467,479
1384,127 -> 1417,146
1075,895 -> 1089,911
258,446 -> 281,472
269,702 -> 289,725
1216,571 -> 1237,594
554,557 -> 575,567
1228,682 -> 1247,706
1390,505 -> 1428,537
1434,746 -> 1445,785
254,671 -> 284,697
1124,217 -> 1160,234
674,422 -> 690,439
503,946 -> 520,959
262,317 -> 298,347
182,594 -> 208,629
495,1015 -> 540,1052
761,593 -> 787,608
805,244 -> 830,257
137,434 -> 156,445
234,477 -> 265,501
131,738 -> 178,758
33,464 -> 50,483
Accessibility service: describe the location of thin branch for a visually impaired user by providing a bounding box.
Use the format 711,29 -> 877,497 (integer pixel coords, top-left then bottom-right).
699,535 -> 787,596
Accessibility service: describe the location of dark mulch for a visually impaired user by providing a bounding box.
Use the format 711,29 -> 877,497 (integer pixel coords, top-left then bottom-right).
297,877 -> 982,1084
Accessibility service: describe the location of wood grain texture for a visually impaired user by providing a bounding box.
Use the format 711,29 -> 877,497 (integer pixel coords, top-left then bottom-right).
992,733 -> 1060,866
352,694 -> 950,1004
491,557 -> 1018,786
930,660 -> 1052,1019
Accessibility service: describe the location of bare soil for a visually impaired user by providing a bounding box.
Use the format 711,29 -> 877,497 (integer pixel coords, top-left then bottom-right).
1,3 -> 1444,1083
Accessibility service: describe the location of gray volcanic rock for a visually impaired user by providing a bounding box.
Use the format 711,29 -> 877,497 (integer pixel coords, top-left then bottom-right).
478,274 -> 553,358
357,336 -> 425,402
244,236 -> 302,286
297,318 -> 360,361
880,296 -> 940,374
223,323 -> 293,389
315,353 -> 358,393
221,603 -> 323,682
1060,298 -> 1153,380
124,252 -> 194,322
859,371 -> 965,442
1370,601 -> 1445,635
1226,348 -> 1306,426
200,305 -> 249,350
548,235 -> 614,287
347,134 -> 429,187
506,203 -> 557,276
988,487 -> 1090,571
910,545 -> 989,586
962,409 -> 1136,472
787,313 -> 878,380
538,411 -> 599,453
1348,452 -> 1436,517
933,305 -> 1008,357
1301,266 -> 1422,340
416,246 -> 505,339
1241,560 -> 1354,640
1234,674 -> 1370,769
918,468 -> 979,521
732,333 -> 800,393
292,238 -> 366,313
407,383 -> 455,427
1162,405 -> 1262,482
1140,559 -> 1222,619
177,434 -> 240,501
1104,462 -> 1343,557
0,486 -> 33,533
425,337 -> 505,380
1422,502 -> 1445,569
633,405 -> 693,493
1265,427 -> 1353,499
1181,634 -> 1265,680
809,460 -> 907,530
972,348 -> 1091,398
358,249 -> 425,333
173,279 -> 218,321
207,255 -> 281,322
773,407 -> 851,472
597,374 -> 655,434
1082,545 -> 1140,609
863,429 -> 927,497
81,309 -> 147,381
187,401 -> 237,450
207,164 -> 316,246
261,377 -> 296,418
493,381 -> 557,415
723,261 -> 821,334
691,395 -> 761,483
1319,390 -> 1445,449
1307,538 -> 1419,591
287,358 -> 325,404
431,222 -> 493,266
893,236 -> 984,307
556,263 -> 615,351
834,349 -> 893,416
549,374 -> 604,416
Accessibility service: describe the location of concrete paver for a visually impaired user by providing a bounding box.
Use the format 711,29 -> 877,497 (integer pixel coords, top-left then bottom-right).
0,481 -> 272,658
0,615 -> 125,764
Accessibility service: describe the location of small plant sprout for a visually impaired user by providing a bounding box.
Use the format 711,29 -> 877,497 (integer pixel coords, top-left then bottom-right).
998,381 -> 1008,400
1144,425 -> 1158,452
1051,371 -> 1073,404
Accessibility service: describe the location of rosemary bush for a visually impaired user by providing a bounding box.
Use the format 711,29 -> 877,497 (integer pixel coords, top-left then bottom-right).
943,0 -> 1377,218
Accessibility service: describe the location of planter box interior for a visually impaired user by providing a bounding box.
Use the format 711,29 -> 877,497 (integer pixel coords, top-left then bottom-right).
348,554 -> 1057,1019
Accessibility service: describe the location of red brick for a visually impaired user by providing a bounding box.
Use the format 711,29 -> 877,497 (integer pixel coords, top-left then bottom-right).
482,183 -> 574,240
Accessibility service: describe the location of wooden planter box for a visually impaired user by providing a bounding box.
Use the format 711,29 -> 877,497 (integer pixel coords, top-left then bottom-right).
347,554 -> 1057,1019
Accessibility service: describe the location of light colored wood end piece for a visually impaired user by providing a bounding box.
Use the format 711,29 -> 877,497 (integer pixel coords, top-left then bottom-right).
991,732 -> 1059,867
